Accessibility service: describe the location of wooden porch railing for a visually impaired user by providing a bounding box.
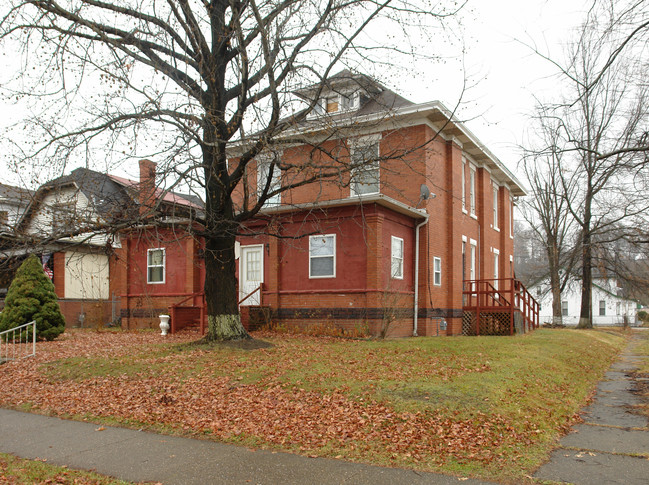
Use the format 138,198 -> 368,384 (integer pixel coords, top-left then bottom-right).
238,284 -> 263,306
462,278 -> 539,335
166,285 -> 265,335
169,292 -> 205,334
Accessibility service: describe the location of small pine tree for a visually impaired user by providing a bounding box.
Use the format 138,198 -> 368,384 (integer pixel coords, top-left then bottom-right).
0,254 -> 65,341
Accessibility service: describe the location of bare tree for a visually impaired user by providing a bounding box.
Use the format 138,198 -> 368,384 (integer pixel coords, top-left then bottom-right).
520,116 -> 578,325
527,0 -> 649,328
0,0 -> 463,340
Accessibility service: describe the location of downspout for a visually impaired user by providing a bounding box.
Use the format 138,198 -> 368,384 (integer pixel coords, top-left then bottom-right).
413,213 -> 429,336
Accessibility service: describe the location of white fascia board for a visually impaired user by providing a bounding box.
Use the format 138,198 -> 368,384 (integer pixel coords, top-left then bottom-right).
256,193 -> 428,220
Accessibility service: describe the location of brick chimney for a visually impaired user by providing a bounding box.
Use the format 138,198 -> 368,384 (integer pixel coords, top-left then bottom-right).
138,159 -> 157,217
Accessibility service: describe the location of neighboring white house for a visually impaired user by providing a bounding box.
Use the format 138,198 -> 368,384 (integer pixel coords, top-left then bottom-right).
534,277 -> 640,326
0,183 -> 32,231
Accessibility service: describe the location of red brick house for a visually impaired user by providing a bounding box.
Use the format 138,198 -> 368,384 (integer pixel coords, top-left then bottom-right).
12,71 -> 537,337
227,71 -> 535,337
12,161 -> 202,328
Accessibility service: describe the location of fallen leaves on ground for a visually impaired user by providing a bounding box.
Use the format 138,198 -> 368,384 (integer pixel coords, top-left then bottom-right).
0,331 -> 563,477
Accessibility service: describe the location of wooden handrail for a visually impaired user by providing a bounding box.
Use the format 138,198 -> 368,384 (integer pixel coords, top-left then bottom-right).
463,278 -> 540,335
238,284 -> 263,306
169,292 -> 204,309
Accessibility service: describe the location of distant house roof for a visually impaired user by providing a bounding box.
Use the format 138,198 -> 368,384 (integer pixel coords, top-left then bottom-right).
108,174 -> 203,210
0,183 -> 33,207
18,167 -> 204,233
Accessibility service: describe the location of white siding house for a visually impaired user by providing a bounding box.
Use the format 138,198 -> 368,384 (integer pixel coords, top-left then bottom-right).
535,277 -> 640,326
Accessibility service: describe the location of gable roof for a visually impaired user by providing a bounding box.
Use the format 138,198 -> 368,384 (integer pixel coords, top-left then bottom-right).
107,174 -> 204,210
19,167 -> 204,232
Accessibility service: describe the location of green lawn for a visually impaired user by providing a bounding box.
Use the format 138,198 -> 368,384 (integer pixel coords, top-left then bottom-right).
0,453 -> 134,484
0,328 -> 628,482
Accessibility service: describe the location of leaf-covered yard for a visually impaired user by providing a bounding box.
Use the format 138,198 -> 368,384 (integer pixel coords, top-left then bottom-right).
0,329 -> 626,481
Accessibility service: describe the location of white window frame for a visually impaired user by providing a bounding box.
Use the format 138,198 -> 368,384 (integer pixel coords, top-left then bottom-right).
147,248 -> 166,284
350,135 -> 381,197
309,234 -> 336,279
461,159 -> 467,212
391,236 -> 404,280
433,257 -> 442,286
390,236 -> 404,279
562,300 -> 569,317
469,167 -> 476,216
493,249 -> 499,289
493,185 -> 499,230
308,92 -> 359,118
256,153 -> 282,207
599,300 -> 606,316
470,239 -> 477,281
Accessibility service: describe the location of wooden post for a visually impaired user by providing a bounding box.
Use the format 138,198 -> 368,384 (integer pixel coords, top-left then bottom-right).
475,280 -> 481,336
510,278 -> 515,335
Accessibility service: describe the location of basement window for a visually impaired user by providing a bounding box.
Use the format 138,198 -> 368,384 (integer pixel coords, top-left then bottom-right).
147,248 -> 166,284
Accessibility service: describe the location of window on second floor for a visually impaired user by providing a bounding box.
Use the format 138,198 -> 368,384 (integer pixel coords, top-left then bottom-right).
51,202 -> 76,235
461,160 -> 467,211
256,155 -> 281,207
493,186 -> 499,229
350,138 -> 380,196
469,168 -> 476,215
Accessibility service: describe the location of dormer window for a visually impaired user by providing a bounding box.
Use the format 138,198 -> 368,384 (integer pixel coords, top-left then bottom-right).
309,92 -> 360,118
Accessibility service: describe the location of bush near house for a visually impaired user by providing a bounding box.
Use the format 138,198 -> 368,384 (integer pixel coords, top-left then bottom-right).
0,254 -> 65,340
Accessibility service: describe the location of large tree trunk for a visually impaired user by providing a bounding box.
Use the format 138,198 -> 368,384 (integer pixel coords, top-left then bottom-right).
203,229 -> 250,341
201,124 -> 250,341
548,241 -> 563,325
577,229 -> 593,328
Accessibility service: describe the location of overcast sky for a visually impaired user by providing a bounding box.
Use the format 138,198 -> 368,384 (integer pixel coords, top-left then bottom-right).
0,0 -> 592,188
396,0 -> 591,178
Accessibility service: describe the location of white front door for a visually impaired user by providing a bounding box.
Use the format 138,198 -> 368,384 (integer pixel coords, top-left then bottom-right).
239,245 -> 263,306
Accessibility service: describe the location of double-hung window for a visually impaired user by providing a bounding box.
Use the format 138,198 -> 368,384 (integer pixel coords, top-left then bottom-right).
599,300 -> 606,316
309,235 -> 335,278
469,168 -> 476,216
461,160 -> 467,211
433,257 -> 442,286
147,248 -> 165,284
351,136 -> 380,196
493,185 -> 499,229
257,153 -> 281,207
391,236 -> 404,279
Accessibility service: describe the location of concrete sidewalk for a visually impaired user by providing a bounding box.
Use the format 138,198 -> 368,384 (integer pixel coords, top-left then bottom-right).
0,408 -> 492,485
534,329 -> 649,484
